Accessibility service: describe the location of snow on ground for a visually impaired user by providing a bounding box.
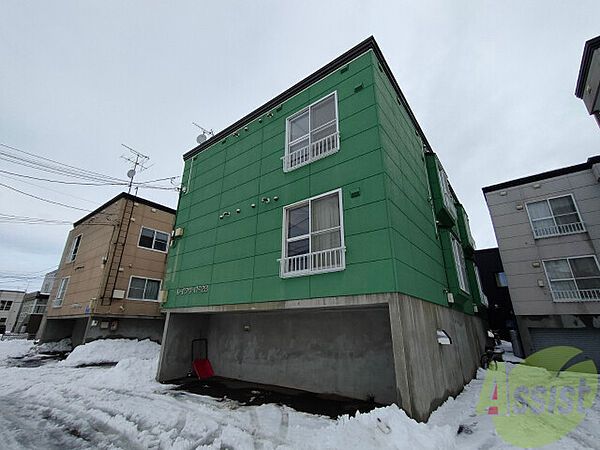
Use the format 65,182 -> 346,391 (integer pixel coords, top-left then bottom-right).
59,338 -> 159,367
0,338 -> 597,449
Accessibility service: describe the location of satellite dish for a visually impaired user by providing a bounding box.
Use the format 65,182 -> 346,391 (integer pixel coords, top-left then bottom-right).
196,134 -> 207,144
127,169 -> 136,179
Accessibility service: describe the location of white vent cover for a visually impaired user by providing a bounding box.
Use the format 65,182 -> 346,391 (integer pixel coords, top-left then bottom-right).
112,289 -> 125,299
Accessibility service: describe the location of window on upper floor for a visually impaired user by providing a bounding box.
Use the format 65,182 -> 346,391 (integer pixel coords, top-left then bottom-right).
53,277 -> 69,307
127,276 -> 161,301
138,227 -> 169,252
67,234 -> 82,262
495,272 -> 508,287
438,166 -> 457,219
475,267 -> 488,307
543,256 -> 600,302
525,194 -> 585,239
280,189 -> 345,278
0,301 -> 13,311
451,234 -> 469,293
283,92 -> 339,172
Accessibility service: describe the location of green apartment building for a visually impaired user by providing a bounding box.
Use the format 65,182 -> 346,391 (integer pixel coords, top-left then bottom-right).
157,37 -> 487,421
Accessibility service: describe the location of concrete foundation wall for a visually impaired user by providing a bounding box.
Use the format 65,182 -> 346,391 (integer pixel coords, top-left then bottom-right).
85,316 -> 165,343
205,307 -> 396,403
39,317 -> 89,346
388,293 -> 486,421
157,312 -> 209,381
39,315 -> 164,346
157,293 -> 486,421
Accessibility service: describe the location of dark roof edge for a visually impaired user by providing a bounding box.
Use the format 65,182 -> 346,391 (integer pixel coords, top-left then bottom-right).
183,36 -> 432,161
575,36 -> 600,98
73,192 -> 176,227
482,155 -> 600,193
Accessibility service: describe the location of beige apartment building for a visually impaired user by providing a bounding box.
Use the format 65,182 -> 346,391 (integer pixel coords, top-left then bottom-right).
39,193 -> 175,345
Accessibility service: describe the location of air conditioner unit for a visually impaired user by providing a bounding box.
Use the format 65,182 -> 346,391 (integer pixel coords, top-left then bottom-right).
113,289 -> 125,299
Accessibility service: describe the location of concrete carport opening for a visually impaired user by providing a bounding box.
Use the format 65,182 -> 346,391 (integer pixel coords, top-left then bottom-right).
157,306 -> 397,405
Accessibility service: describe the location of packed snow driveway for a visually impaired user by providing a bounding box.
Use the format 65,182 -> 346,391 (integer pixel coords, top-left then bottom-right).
0,338 -> 597,449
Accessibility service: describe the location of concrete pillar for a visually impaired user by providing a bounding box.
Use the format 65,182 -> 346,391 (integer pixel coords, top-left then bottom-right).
156,312 -> 209,382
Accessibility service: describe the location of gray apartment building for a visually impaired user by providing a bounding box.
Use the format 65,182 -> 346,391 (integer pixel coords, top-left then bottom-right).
0,290 -> 26,334
483,155 -> 600,367
576,35 -> 600,128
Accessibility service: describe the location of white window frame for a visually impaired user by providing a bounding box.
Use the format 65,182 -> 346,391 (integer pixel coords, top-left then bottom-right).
67,234 -> 82,262
475,267 -> 488,307
283,91 -> 340,172
525,194 -> 585,239
542,255 -> 600,302
279,188 -> 346,278
126,275 -> 162,302
451,234 -> 469,293
137,227 -> 170,253
53,276 -> 70,307
438,165 -> 457,219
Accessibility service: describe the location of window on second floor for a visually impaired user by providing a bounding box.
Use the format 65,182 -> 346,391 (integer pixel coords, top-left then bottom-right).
525,194 -> 585,239
280,189 -> 345,278
0,301 -> 13,311
138,227 -> 169,252
543,256 -> 600,302
283,92 -> 339,172
53,277 -> 69,307
451,235 -> 469,293
127,276 -> 161,301
68,234 -> 82,262
438,166 -> 457,219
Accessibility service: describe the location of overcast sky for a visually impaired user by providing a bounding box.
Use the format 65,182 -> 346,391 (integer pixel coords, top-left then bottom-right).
1,1 -> 599,291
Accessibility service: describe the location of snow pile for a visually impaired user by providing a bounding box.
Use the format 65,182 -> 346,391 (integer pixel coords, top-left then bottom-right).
308,404 -> 455,449
33,338 -> 72,353
0,339 -> 34,361
59,338 -> 160,367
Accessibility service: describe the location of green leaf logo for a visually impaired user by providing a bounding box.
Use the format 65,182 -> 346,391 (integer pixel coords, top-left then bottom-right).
491,346 -> 597,448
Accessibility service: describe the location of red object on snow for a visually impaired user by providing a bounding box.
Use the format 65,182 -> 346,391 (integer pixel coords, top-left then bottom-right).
193,359 -> 214,378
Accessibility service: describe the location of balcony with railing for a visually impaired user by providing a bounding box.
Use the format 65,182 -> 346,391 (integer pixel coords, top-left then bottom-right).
283,131 -> 339,172
551,288 -> 600,302
279,246 -> 345,278
533,221 -> 585,239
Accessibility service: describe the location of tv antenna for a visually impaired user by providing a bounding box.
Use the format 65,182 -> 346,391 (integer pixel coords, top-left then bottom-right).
121,144 -> 150,195
192,122 -> 214,144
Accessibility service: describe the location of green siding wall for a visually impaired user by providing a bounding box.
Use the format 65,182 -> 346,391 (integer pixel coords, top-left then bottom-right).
164,51 -> 397,308
164,49 -> 479,315
372,62 -> 449,306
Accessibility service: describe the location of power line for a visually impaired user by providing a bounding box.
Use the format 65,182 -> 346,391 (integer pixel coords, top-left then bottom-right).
0,169 -> 128,186
0,182 -> 91,212
0,214 -> 72,225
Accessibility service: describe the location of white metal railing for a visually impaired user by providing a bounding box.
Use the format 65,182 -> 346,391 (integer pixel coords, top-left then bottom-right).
280,246 -> 345,277
551,289 -> 600,302
533,221 -> 585,238
283,131 -> 339,172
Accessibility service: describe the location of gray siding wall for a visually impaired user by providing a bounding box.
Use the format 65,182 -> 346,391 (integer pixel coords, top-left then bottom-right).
485,168 -> 600,316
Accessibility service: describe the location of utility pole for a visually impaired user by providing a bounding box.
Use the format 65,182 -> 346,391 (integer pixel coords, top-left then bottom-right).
120,144 -> 150,194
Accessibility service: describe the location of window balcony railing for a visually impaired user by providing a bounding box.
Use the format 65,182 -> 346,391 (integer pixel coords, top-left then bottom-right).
279,246 -> 345,278
283,131 -> 339,172
533,222 -> 585,239
551,289 -> 600,302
